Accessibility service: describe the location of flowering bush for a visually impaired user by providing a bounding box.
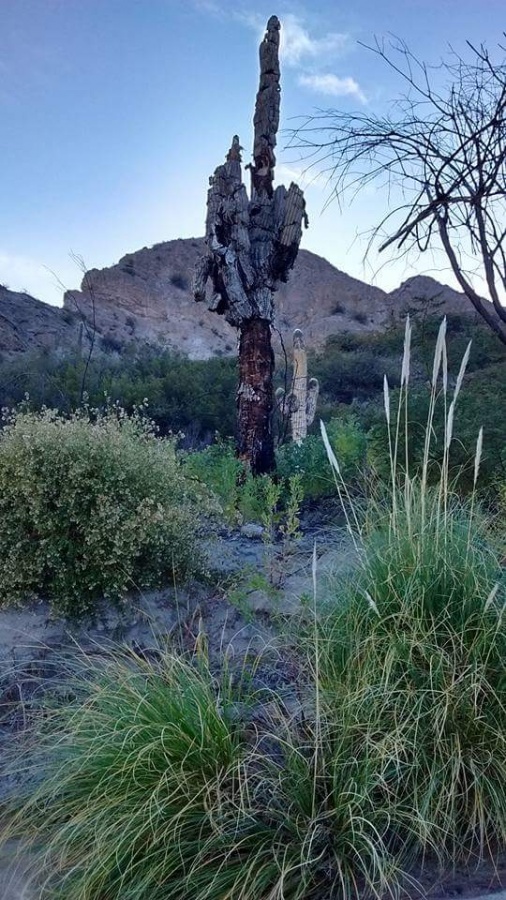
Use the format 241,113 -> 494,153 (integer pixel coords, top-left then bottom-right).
0,406 -> 208,618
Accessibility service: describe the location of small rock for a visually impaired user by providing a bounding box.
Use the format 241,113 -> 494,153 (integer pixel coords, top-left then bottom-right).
240,523 -> 264,540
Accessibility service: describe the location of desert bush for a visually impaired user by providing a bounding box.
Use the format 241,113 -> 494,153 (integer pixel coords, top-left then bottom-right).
170,272 -> 190,291
101,334 -> 124,354
183,438 -> 285,524
0,406 -> 208,618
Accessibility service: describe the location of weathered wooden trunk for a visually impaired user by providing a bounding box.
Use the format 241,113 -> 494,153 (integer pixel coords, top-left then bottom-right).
193,16 -> 307,474
237,319 -> 275,474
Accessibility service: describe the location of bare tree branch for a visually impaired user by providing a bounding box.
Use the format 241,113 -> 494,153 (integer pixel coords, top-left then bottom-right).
289,36 -> 506,343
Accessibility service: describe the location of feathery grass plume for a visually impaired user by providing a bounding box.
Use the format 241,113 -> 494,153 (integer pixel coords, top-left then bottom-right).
468,425 -> 484,550
402,318 -> 412,519
383,373 -> 391,428
445,401 -> 455,453
484,582 -> 500,612
320,419 -> 361,547
383,373 -> 398,521
441,338 -> 472,522
364,590 -> 380,617
442,333 -> 448,395
400,314 -> 412,388
474,426 -> 484,489
441,399 -> 455,513
421,317 -> 447,525
392,317 -> 413,500
431,316 -> 447,389
453,340 -> 472,403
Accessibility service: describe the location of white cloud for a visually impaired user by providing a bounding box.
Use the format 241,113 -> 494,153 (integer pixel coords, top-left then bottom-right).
192,5 -> 349,67
280,14 -> 348,67
298,73 -> 366,103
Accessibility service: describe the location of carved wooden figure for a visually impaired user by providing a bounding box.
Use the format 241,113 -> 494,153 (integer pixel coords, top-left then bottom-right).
193,15 -> 308,475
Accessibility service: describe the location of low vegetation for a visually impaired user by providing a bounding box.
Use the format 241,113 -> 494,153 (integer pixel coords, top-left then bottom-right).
184,416 -> 366,523
0,346 -> 238,443
2,312 -> 504,494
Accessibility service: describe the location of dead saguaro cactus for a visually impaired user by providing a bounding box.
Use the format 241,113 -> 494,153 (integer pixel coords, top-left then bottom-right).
193,15 -> 308,475
276,328 -> 319,444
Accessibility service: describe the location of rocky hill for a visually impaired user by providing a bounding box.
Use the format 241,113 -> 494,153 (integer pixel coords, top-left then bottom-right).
1,239 -> 481,358
0,284 -> 78,354
63,239 -> 480,359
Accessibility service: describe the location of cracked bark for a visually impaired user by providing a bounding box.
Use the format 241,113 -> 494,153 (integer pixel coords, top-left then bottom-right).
193,15 -> 308,475
237,319 -> 275,473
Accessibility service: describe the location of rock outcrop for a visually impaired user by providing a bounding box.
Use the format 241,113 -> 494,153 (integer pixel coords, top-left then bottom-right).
0,284 -> 78,355
388,275 -> 479,321
1,240 -> 481,358
62,239 -> 394,359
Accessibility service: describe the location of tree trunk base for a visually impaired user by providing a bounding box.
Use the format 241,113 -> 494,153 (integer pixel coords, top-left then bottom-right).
237,319 -> 275,476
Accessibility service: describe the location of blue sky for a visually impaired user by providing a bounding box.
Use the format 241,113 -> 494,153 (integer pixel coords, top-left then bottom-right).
1,0 -> 504,305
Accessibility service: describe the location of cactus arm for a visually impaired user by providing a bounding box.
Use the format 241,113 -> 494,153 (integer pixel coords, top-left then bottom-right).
306,378 -> 319,427
291,328 -> 308,444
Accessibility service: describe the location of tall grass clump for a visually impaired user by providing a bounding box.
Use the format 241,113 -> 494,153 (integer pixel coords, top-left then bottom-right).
0,647 -> 398,900
318,316 -> 506,868
0,405 -> 209,618
2,651 -> 243,899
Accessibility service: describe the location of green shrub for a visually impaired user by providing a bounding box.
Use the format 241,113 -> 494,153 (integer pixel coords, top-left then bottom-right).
183,439 -> 242,521
183,439 -> 284,524
310,347 -> 398,403
0,347 -> 237,442
276,417 -> 366,501
183,419 -> 366,518
0,406 -> 207,618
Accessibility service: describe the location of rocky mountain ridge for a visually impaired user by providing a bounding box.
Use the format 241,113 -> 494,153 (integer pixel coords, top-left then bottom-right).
1,238 -> 480,358
0,284 -> 77,354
